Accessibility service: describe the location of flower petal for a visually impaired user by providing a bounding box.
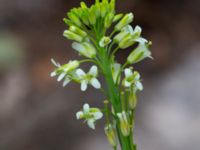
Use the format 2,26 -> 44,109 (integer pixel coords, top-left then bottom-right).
57,72 -> 66,82
87,119 -> 95,129
124,68 -> 132,77
88,65 -> 98,76
135,81 -> 143,91
76,111 -> 84,119
76,69 -> 86,78
51,58 -> 60,67
62,78 -> 71,87
81,80 -> 88,91
90,78 -> 101,89
83,103 -> 90,113
50,71 -> 56,77
124,80 -> 131,87
93,112 -> 103,120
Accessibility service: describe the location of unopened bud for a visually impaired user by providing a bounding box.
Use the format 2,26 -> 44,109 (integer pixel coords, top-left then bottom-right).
117,111 -> 130,136
69,26 -> 87,38
63,30 -> 83,42
115,13 -> 134,31
72,42 -> 96,58
104,124 -> 118,147
67,12 -> 82,27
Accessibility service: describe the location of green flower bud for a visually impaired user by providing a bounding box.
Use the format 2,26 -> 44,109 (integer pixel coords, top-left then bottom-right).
80,9 -> 90,26
100,3 -> 107,18
104,124 -> 118,147
104,12 -> 114,28
109,0 -> 116,13
127,41 -> 152,64
119,35 -> 135,49
128,92 -> 137,109
99,36 -> 111,47
115,13 -> 134,31
63,30 -> 83,42
94,4 -> 101,18
88,6 -> 97,25
63,18 -> 74,26
80,2 -> 88,9
72,42 -> 96,58
69,26 -> 87,38
114,32 -> 129,43
117,111 -> 130,136
113,13 -> 123,22
67,12 -> 82,27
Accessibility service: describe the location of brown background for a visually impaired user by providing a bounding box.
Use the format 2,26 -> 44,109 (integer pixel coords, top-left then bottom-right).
0,0 -> 200,150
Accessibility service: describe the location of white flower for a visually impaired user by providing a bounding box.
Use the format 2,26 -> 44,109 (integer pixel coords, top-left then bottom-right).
99,36 -> 111,47
123,68 -> 143,91
76,65 -> 101,91
76,103 -> 103,129
50,59 -> 79,87
117,111 -> 130,136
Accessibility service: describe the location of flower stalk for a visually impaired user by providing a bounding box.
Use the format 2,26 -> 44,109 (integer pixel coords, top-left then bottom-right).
50,0 -> 152,150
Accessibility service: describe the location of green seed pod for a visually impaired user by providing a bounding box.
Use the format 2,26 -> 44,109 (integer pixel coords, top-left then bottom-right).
128,92 -> 137,109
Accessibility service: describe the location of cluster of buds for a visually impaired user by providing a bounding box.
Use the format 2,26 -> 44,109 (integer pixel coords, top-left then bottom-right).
51,0 -> 152,149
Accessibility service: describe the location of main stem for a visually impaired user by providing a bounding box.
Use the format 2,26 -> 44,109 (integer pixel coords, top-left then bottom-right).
99,50 -> 135,150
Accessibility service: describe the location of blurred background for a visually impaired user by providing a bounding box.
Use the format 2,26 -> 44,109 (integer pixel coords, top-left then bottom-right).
0,0 -> 200,150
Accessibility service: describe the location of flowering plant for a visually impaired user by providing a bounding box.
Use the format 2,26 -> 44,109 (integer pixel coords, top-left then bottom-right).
51,0 -> 152,150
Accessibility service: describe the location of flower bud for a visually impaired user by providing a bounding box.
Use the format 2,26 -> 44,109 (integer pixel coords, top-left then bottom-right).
72,42 -> 96,58
100,3 -> 107,18
99,36 -> 111,47
80,10 -> 90,26
115,13 -> 134,31
62,60 -> 80,72
69,26 -> 87,38
113,13 -> 123,22
67,12 -> 82,27
118,35 -> 135,49
63,30 -> 83,42
88,6 -> 97,25
104,13 -> 114,28
114,32 -> 129,43
104,124 -> 118,147
128,92 -> 137,109
127,42 -> 152,64
117,111 -> 130,136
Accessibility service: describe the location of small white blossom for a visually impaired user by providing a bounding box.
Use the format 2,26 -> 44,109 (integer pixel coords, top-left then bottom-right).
123,68 -> 143,91
50,59 -> 79,87
76,65 -> 101,91
76,103 -> 103,129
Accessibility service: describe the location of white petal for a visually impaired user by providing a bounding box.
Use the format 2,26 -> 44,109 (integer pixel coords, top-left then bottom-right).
76,111 -> 83,119
124,68 -> 132,77
136,81 -> 143,91
83,103 -> 90,113
90,78 -> 101,89
93,112 -> 103,120
81,80 -> 88,91
88,65 -> 98,76
51,58 -> 59,67
87,119 -> 95,129
62,78 -> 71,87
57,72 -> 66,82
76,69 -> 86,78
135,37 -> 147,45
50,71 -> 56,77
124,80 -> 131,87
